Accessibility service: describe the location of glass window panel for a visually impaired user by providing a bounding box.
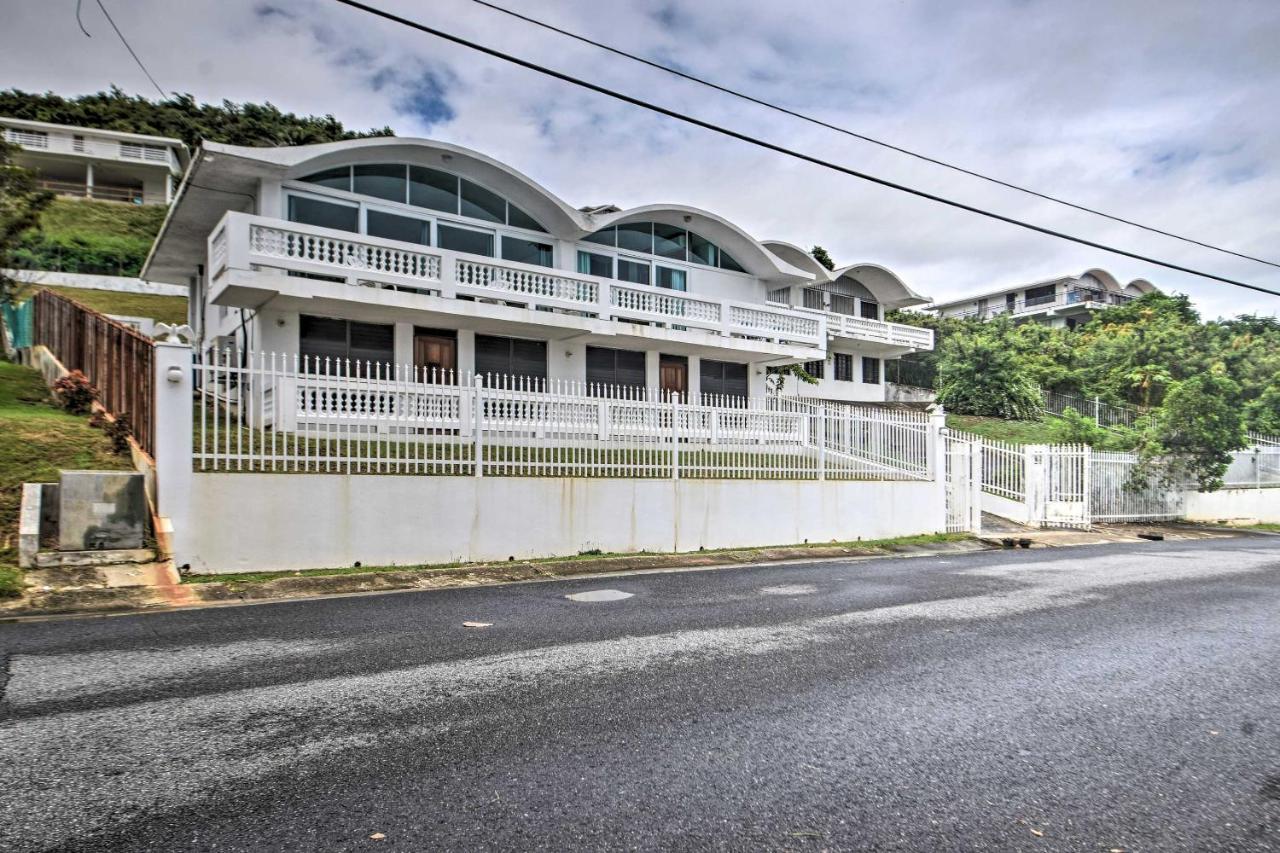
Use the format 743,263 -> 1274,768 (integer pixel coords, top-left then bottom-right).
687,232 -> 718,266
507,203 -> 547,232
859,300 -> 880,320
460,179 -> 506,223
438,223 -> 494,257
616,221 -> 653,254
577,250 -> 613,278
656,266 -> 686,291
862,356 -> 881,384
287,195 -> 358,232
352,163 -> 407,202
718,251 -> 745,273
653,223 -> 687,260
834,353 -> 854,382
366,209 -> 430,245
583,227 -> 616,247
408,166 -> 458,213
617,257 -> 650,285
501,236 -> 554,268
298,166 -> 351,191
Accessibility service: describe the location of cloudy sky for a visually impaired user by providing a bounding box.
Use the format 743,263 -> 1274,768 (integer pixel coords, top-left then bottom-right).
3,0 -> 1279,319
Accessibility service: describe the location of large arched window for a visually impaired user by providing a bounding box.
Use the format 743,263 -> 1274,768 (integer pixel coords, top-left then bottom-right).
582,222 -> 745,273
298,164 -> 548,233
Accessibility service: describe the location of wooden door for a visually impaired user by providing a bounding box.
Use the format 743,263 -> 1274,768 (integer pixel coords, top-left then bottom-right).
659,357 -> 687,400
414,333 -> 457,383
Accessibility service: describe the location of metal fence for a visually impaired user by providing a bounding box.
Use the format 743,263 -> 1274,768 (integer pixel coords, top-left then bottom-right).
194,351 -> 934,481
1040,389 -> 1139,428
1089,451 -> 1185,522
32,288 -> 155,455
1221,447 -> 1280,489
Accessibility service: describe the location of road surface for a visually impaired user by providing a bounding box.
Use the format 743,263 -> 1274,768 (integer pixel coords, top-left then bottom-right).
2,537 -> 1279,851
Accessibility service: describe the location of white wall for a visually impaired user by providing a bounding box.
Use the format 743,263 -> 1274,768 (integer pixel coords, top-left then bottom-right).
1184,488 -> 1280,524
8,270 -> 187,296
181,474 -> 945,573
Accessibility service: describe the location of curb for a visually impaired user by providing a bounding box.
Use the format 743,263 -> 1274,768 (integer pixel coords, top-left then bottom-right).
1,540 -> 992,619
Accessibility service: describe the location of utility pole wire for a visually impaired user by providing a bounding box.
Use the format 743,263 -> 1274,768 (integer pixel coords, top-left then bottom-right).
94,0 -> 168,99
328,0 -> 1279,298
465,0 -> 1280,272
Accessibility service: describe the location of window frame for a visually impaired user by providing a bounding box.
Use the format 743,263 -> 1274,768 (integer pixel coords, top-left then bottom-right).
861,356 -> 881,385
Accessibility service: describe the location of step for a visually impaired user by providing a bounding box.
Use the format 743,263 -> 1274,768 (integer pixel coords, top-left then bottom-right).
32,548 -> 157,569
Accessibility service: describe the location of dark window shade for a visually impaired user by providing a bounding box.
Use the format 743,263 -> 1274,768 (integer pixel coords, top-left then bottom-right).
862,356 -> 881,384
617,258 -> 650,285
860,300 -> 880,320
577,251 -> 613,278
475,335 -> 547,384
299,166 -> 351,191
586,347 -> 646,392
353,163 -> 406,202
409,165 -> 458,213
300,315 -> 394,373
804,360 -> 825,379
438,224 -> 494,257
366,210 -> 430,245
501,236 -> 554,267
287,195 -> 358,233
834,353 -> 854,382
830,294 -> 857,316
700,359 -> 749,401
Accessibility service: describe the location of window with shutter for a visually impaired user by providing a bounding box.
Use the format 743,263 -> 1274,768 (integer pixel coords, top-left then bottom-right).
475,334 -> 548,385
586,347 -> 646,393
700,359 -> 749,402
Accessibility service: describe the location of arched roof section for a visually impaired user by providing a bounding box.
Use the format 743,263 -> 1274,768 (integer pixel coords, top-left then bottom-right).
1125,278 -> 1158,295
592,205 -> 812,282
829,263 -> 930,308
1080,268 -> 1123,292
760,241 -> 835,282
276,137 -> 588,237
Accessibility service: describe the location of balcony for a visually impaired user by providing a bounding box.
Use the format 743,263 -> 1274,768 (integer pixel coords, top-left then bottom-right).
208,212 -> 826,349
3,126 -> 178,170
34,178 -> 144,204
965,287 -> 1134,320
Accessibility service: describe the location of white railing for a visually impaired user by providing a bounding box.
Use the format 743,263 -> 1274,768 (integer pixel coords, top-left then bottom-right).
247,221 -> 442,283
1222,447 -> 1280,489
1090,451 -> 1184,522
810,309 -> 934,351
3,125 -> 176,166
118,142 -> 170,163
456,258 -> 597,305
194,350 -> 933,480
210,212 -> 830,348
5,129 -> 48,148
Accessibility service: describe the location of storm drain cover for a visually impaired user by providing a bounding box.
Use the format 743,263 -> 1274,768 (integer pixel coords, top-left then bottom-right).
565,589 -> 634,602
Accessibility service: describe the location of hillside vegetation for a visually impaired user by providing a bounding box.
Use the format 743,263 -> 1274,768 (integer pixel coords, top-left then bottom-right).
14,198 -> 166,277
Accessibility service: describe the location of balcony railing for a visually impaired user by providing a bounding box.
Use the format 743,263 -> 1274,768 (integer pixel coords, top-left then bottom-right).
34,179 -> 144,204
799,308 -> 934,351
952,287 -> 1135,320
3,126 -> 177,169
209,212 -> 828,348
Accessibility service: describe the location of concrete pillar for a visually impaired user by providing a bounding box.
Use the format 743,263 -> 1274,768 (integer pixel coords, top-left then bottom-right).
153,340 -> 194,566
85,162 -> 94,198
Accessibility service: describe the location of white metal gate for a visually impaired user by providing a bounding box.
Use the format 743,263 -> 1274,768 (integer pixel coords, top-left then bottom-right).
1027,444 -> 1090,528
1090,451 -> 1185,522
944,434 -> 981,533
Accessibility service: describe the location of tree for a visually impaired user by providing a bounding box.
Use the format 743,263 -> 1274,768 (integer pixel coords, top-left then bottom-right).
0,140 -> 53,305
1135,369 -> 1245,491
1244,383 -> 1280,436
935,320 -> 1041,419
809,245 -> 835,271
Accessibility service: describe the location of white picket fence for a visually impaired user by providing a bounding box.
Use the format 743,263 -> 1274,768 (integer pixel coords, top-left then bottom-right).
194,351 -> 933,481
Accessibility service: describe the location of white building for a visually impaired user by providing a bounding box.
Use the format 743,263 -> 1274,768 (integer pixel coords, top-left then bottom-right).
143,137 -> 933,402
926,269 -> 1158,330
2,116 -> 188,205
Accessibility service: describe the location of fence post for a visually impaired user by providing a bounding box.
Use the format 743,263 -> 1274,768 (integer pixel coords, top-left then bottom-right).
472,375 -> 484,477
817,405 -> 826,480
969,439 -> 984,533
1025,445 -> 1044,526
1093,396 -> 1101,426
928,407 -> 947,532
152,340 -> 193,564
671,392 -> 680,480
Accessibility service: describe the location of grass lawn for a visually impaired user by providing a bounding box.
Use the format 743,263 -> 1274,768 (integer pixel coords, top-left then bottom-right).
183,531 -> 971,586
0,360 -> 134,597
27,285 -> 188,326
946,414 -> 1063,444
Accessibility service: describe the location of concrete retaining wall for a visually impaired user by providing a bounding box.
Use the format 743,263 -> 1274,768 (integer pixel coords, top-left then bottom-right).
7,270 -> 187,296
182,474 -> 946,574
1184,488 -> 1280,524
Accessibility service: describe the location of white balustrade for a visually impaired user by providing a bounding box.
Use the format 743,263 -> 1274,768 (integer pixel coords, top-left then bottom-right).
609,284 -> 722,325
247,222 -> 442,282
728,304 -> 821,340
456,258 -> 597,305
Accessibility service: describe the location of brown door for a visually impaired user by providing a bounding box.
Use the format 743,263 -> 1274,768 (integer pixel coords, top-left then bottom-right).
414,331 -> 457,383
659,355 -> 688,400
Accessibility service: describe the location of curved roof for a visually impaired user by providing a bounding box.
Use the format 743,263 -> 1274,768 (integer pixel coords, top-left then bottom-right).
760,241 -> 835,282
1125,278 -> 1158,295
1080,268 -> 1124,292
830,263 -> 931,308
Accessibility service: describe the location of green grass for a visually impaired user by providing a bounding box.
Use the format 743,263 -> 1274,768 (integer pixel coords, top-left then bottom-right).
37,197 -> 168,242
15,198 -> 167,278
182,532 -> 971,586
29,284 -> 188,326
946,414 -> 1063,445
0,360 -> 134,597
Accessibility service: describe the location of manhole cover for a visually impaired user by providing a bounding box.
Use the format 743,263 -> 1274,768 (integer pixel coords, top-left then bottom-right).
565,589 -> 634,602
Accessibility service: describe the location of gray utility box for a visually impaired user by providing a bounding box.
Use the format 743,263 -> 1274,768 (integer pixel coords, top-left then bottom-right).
58,471 -> 147,551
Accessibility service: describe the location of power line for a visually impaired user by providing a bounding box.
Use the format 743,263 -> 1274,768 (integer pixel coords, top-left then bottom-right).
328,0 -> 1280,298
93,0 -> 167,99
465,0 -> 1280,273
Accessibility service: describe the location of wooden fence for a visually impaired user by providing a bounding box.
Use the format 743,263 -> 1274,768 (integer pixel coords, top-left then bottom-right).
32,288 -> 156,456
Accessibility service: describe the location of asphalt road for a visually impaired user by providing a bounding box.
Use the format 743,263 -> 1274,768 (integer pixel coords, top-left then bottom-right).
3,536 -> 1280,852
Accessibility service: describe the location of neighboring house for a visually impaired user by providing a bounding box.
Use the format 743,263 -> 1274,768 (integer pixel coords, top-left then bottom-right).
2,116 -> 188,205
925,269 -> 1158,330
142,137 -> 933,403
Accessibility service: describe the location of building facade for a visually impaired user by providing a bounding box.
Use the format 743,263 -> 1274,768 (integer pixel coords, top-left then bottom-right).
143,137 -> 933,402
925,269 -> 1158,330
2,116 -> 187,205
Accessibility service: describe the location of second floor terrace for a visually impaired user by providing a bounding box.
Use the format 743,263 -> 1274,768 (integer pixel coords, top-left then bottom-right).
2,117 -> 187,173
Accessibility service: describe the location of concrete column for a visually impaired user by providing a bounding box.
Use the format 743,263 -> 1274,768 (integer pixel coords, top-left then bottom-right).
456,329 -> 476,378
153,340 -> 194,566
393,322 -> 414,367
85,162 -> 94,199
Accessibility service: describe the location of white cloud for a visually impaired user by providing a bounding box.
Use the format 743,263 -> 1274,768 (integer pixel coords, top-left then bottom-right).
2,0 -> 1277,318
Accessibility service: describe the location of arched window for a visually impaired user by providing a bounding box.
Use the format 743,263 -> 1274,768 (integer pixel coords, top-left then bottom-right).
298,164 -> 547,233
582,222 -> 745,273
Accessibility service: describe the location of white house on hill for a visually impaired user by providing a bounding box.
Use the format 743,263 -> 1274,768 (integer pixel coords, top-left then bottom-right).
2,116 -> 188,206
926,269 -> 1158,330
142,137 -> 934,403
